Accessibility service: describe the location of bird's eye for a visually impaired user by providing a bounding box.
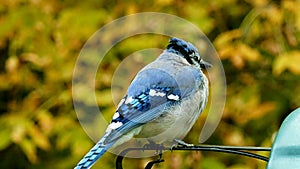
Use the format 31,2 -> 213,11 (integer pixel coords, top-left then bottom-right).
192,54 -> 200,62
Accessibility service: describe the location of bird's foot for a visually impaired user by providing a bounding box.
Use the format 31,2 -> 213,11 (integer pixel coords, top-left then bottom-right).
172,139 -> 194,149
143,140 -> 165,159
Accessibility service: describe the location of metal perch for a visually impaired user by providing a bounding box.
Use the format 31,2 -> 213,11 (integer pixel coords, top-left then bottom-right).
115,144 -> 271,169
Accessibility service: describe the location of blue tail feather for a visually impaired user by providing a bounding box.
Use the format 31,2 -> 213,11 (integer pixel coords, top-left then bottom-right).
74,142 -> 112,169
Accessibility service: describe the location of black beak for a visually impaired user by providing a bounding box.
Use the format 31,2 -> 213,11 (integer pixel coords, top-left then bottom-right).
200,60 -> 213,69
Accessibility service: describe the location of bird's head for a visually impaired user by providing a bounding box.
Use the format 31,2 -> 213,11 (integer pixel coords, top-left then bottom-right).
166,37 -> 212,69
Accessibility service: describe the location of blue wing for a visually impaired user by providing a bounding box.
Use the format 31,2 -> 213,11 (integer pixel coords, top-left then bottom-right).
103,67 -> 203,144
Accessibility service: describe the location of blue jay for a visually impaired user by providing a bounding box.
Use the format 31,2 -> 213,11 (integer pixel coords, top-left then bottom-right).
75,37 -> 211,169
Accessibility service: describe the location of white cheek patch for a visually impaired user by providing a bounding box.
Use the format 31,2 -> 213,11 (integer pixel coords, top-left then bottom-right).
112,112 -> 120,120
108,121 -> 123,130
149,89 -> 166,97
125,96 -> 134,104
167,94 -> 180,101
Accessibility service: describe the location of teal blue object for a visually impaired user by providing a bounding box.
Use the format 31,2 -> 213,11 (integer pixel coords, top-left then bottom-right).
267,108 -> 300,169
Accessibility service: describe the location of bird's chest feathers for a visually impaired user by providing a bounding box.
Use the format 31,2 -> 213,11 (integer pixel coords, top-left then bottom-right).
136,88 -> 206,141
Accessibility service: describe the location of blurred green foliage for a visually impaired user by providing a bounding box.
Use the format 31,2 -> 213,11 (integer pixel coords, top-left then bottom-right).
0,0 -> 300,168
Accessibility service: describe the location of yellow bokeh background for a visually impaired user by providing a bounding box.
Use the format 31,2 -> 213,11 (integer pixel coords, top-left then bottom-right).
0,0 -> 299,168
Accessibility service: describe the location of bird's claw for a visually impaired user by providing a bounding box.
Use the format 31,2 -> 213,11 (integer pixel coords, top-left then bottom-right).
173,139 -> 194,148
143,140 -> 165,159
